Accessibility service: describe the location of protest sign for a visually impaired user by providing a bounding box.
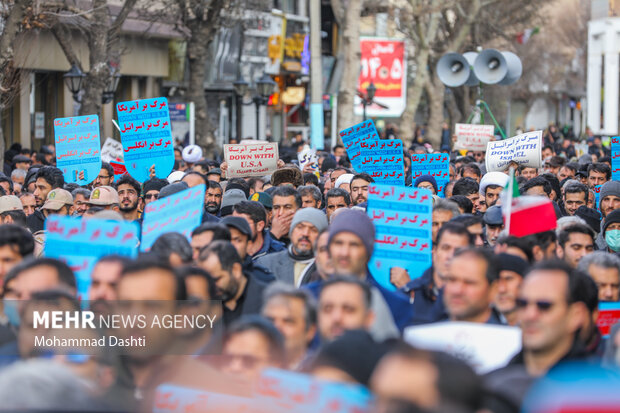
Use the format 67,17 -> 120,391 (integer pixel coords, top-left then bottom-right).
359,140 -> 405,185
367,184 -> 433,291
109,160 -> 127,183
100,137 -> 124,163
404,322 -> 522,374
54,115 -> 102,185
612,136 -> 619,181
485,130 -> 542,172
454,123 -> 494,151
355,38 -> 407,118
410,153 -> 450,197
154,369 -> 372,413
224,143 -> 279,178
597,302 -> 620,338
593,184 -> 602,208
117,97 -> 175,182
339,120 -> 379,170
141,184 -> 205,251
298,147 -> 319,176
44,216 -> 139,298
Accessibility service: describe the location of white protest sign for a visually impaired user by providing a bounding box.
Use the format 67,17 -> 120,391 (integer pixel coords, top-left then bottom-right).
298,148 -> 319,173
485,130 -> 542,172
404,322 -> 521,374
224,143 -> 279,178
454,124 -> 494,151
100,137 -> 124,163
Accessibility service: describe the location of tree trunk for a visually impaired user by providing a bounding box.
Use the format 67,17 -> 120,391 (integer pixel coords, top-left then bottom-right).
425,75 -> 445,149
79,0 -> 109,117
0,0 -> 32,165
186,21 -> 214,155
336,0 -> 363,132
399,47 -> 428,145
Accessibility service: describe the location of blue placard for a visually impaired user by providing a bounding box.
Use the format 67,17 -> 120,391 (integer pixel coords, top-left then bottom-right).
612,136 -> 619,181
339,120 -> 379,171
44,216 -> 139,298
53,115 -> 102,184
411,153 -> 450,197
117,97 -> 175,182
367,184 -> 433,291
141,184 -> 206,251
154,369 -> 372,413
593,184 -> 602,209
359,140 -> 406,186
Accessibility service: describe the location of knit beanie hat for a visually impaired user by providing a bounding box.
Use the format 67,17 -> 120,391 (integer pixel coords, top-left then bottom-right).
310,330 -> 387,386
600,181 -> 620,201
497,253 -> 529,277
414,174 -> 438,193
328,209 -> 375,256
289,208 -> 328,237
603,209 -> 620,235
575,206 -> 602,235
220,189 -> 247,217
143,178 -> 169,194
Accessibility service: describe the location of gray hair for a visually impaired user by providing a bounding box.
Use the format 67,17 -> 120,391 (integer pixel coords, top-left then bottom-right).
0,359 -> 95,411
262,281 -> 317,330
562,179 -> 580,190
556,216 -> 586,236
433,198 -> 461,218
10,168 -> 26,180
71,187 -> 91,199
577,251 -> 620,275
297,185 -> 322,203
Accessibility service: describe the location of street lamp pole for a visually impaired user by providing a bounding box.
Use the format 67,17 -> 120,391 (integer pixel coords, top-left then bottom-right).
362,82 -> 376,121
234,73 -> 276,140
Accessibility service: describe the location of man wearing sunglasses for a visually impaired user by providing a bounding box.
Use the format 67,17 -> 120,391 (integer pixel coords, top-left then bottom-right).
141,178 -> 168,206
485,260 -> 589,406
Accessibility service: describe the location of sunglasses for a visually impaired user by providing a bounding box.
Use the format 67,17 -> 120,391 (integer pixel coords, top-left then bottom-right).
144,194 -> 159,200
515,298 -> 554,312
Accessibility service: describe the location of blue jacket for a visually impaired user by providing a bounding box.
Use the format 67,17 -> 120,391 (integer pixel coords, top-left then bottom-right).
402,267 -> 448,326
252,230 -> 286,261
304,270 -> 414,332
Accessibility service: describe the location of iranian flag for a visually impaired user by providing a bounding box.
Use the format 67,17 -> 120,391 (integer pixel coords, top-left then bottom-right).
502,169 -> 557,237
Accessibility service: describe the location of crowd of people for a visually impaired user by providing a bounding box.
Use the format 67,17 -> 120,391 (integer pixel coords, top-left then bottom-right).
0,125 -> 619,412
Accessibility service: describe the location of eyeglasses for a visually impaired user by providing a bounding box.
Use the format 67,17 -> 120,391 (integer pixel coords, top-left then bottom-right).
96,175 -> 111,180
144,194 -> 159,200
515,298 -> 555,312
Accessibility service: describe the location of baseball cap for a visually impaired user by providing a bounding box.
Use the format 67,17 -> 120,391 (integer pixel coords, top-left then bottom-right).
221,216 -> 252,238
89,186 -> 119,206
249,192 -> 273,209
0,195 -> 23,214
42,189 -> 74,211
483,205 -> 503,226
206,168 -> 222,178
12,155 -> 32,165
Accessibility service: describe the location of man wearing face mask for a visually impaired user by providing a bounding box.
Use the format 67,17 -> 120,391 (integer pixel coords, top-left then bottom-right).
602,209 -> 620,256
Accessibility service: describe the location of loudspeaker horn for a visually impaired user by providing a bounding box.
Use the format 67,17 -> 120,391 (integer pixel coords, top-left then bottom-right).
436,53 -> 471,87
463,52 -> 479,86
473,49 -> 508,85
498,51 -> 522,85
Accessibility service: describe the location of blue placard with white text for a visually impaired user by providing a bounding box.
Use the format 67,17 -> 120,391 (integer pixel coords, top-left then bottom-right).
117,97 -> 175,182
367,184 -> 433,291
44,216 -> 139,298
411,153 -> 450,197
339,120 -> 379,171
141,184 -> 205,251
54,115 -> 102,185
359,140 -> 405,185
612,136 -> 619,181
